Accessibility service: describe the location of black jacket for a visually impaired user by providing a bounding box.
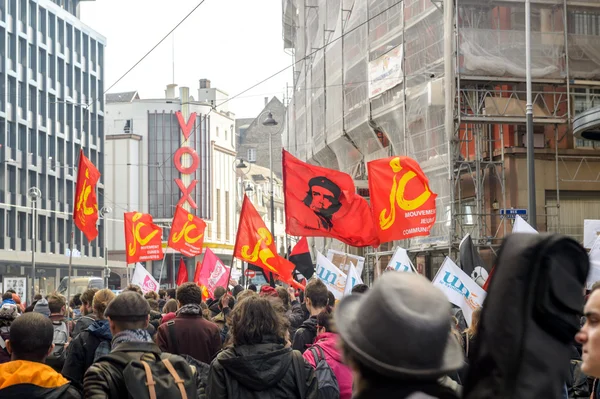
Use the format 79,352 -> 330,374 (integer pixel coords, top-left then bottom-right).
72,315 -> 97,338
354,380 -> 460,399
207,338 -> 318,399
286,301 -> 305,339
292,316 -> 317,353
83,341 -> 196,399
62,319 -> 112,387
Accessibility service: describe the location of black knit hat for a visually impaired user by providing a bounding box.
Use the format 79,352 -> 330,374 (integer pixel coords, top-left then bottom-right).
105,291 -> 150,321
307,176 -> 341,199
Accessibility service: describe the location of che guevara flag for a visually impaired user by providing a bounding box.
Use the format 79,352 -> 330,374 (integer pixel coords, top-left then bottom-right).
74,149 -> 101,241
168,206 -> 206,257
367,156 -> 437,243
282,150 -> 379,247
124,212 -> 163,264
234,195 -> 295,282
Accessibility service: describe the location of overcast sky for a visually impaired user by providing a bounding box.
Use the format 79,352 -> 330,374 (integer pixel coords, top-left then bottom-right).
80,0 -> 293,118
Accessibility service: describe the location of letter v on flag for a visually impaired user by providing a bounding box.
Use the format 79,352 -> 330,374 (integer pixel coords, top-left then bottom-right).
367,156 -> 437,243
432,257 -> 486,326
234,195 -> 295,283
74,149 -> 101,241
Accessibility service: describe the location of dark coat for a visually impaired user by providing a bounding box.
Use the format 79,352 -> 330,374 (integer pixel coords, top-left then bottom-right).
292,316 -> 317,354
72,315 -> 97,338
286,301 -> 305,339
0,325 -> 11,364
149,310 -> 162,331
353,380 -> 460,399
156,313 -> 221,364
83,341 -> 196,399
62,319 -> 112,387
207,339 -> 318,399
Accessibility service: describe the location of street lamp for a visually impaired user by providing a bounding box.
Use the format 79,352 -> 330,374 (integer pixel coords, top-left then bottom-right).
28,187 -> 41,303
99,206 -> 112,289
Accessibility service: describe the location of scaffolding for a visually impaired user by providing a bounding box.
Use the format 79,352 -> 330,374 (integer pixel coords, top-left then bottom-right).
282,0 -> 600,275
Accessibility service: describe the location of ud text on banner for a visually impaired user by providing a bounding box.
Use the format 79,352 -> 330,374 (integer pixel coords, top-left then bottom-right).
386,247 -> 415,273
315,251 -> 347,300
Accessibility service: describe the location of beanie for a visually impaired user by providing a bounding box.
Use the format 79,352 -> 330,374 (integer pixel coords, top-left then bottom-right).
259,286 -> 279,298
33,298 -> 50,317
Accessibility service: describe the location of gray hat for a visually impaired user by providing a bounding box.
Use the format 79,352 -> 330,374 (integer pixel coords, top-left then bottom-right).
33,298 -> 50,318
335,272 -> 464,378
105,291 -> 150,320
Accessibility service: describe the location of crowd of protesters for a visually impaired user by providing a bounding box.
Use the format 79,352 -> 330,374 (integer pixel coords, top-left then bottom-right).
0,237 -> 597,399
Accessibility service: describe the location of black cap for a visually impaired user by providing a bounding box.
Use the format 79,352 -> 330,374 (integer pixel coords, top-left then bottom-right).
307,176 -> 341,199
105,291 -> 150,321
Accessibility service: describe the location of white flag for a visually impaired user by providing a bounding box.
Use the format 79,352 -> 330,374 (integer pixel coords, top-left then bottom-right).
432,257 -> 486,325
513,215 -> 538,234
316,251 -> 347,300
587,237 -> 600,290
344,261 -> 364,296
386,247 -> 415,273
131,263 -> 159,294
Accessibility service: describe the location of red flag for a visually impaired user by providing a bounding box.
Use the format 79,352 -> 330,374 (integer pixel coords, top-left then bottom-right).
168,206 -> 206,257
193,261 -> 202,284
234,195 -> 295,282
282,150 -> 379,247
124,212 -> 163,264
74,150 -> 101,241
482,266 -> 495,292
197,249 -> 230,300
367,156 -> 437,243
289,237 -> 314,279
176,258 -> 188,286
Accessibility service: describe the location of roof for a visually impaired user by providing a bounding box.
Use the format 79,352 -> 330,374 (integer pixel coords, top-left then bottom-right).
106,91 -> 140,104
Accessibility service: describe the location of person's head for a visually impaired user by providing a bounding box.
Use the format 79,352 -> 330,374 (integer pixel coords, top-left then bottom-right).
147,299 -> 159,312
303,177 -> 342,216
144,291 -> 159,301
7,313 -> 54,362
351,284 -> 369,294
70,293 -> 82,310
33,298 -> 50,317
163,299 -> 178,314
335,273 -> 463,390
5,289 -> 15,295
104,292 -> 150,335
200,301 -> 211,320
166,288 -> 176,300
219,295 -> 235,311
47,293 -> 66,315
577,287 -> 600,377
230,296 -> 287,346
158,289 -> 166,300
237,290 -> 257,302
124,284 -> 143,296
92,289 -> 116,320
0,303 -> 19,327
176,282 -> 202,307
80,288 -> 99,316
328,291 -> 336,308
2,292 -> 13,301
232,285 -> 244,299
34,294 -> 43,302
276,287 -> 290,310
213,286 -> 227,301
305,278 -> 329,314
464,307 -> 482,337
316,310 -> 335,336
259,286 -> 279,298
248,284 -> 257,293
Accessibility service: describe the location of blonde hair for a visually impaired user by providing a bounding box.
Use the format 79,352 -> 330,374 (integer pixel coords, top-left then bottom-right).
93,289 -> 116,318
464,307 -> 482,337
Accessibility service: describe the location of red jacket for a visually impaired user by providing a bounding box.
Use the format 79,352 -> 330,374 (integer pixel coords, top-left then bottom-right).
302,332 -> 353,399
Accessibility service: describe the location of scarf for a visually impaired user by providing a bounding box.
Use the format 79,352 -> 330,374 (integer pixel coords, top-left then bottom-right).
177,304 -> 201,316
112,329 -> 153,346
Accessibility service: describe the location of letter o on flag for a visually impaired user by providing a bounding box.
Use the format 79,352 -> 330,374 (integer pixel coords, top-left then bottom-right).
174,147 -> 200,174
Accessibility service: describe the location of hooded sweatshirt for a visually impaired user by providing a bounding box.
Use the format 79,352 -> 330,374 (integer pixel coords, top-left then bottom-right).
302,332 -> 353,399
206,336 -> 318,399
0,360 -> 81,398
61,319 -> 112,387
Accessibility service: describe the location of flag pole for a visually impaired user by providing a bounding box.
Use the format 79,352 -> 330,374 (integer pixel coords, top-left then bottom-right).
126,264 -> 130,286
157,255 -> 167,287
66,229 -> 74,334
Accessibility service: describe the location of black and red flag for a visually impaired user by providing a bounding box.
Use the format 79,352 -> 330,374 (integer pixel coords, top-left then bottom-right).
289,237 -> 314,279
282,150 -> 380,248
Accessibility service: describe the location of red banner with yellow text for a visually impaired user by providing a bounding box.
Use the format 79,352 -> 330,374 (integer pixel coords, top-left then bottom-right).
168,206 -> 206,257
233,195 -> 295,282
74,150 -> 101,241
124,212 -> 164,264
367,156 -> 437,243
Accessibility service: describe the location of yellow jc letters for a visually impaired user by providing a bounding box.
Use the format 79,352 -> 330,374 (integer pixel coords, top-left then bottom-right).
172,214 -> 204,244
128,213 -> 160,257
240,228 -> 278,273
76,169 -> 97,225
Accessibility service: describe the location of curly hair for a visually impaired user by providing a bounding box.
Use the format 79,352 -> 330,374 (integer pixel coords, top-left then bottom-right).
229,296 -> 288,346
124,284 -> 143,296
144,291 -> 159,301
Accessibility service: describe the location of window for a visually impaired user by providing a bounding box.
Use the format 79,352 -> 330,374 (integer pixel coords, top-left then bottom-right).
247,148 -> 256,162
225,191 -> 230,241
216,189 -> 221,240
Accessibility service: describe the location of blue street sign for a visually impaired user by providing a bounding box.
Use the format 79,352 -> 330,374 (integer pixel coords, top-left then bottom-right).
500,209 -> 527,219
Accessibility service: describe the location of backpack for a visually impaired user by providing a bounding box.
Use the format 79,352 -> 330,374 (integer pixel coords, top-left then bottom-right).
308,345 -> 339,399
103,351 -> 197,399
464,234 -> 590,399
46,321 -> 68,371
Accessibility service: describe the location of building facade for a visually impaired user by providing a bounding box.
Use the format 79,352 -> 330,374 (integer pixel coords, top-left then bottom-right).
0,0 -> 110,297
105,80 -> 237,288
282,0 -> 600,280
